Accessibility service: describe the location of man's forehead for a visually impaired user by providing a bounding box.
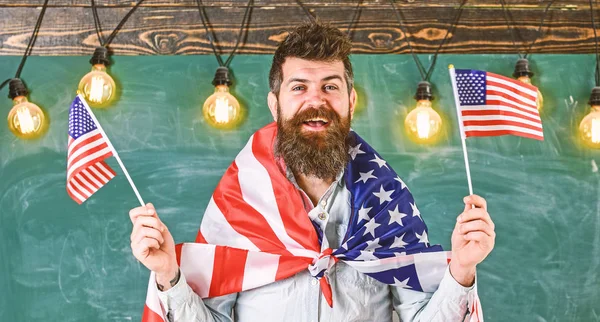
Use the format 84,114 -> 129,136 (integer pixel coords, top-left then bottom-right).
281,57 -> 345,82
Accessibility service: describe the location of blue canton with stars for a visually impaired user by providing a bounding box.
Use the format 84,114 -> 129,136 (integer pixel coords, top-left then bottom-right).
314,131 -> 445,292
69,95 -> 98,139
455,69 -> 487,106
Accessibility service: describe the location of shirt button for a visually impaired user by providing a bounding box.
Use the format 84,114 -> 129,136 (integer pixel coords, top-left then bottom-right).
320,200 -> 327,207
318,212 -> 327,220
311,279 -> 318,286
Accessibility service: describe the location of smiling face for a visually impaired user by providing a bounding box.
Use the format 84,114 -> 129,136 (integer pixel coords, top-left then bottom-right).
268,57 -> 357,180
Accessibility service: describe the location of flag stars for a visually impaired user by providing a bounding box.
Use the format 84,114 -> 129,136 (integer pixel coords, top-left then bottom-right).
369,154 -> 389,169
388,205 -> 408,226
410,202 -> 422,221
373,185 -> 394,205
392,277 -> 412,289
416,230 -> 429,245
355,250 -> 378,261
362,219 -> 381,238
357,205 -> 372,224
391,233 -> 408,249
355,170 -> 377,184
348,143 -> 366,160
364,238 -> 381,251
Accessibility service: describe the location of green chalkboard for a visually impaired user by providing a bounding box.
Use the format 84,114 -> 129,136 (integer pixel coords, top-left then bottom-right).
1,54 -> 599,321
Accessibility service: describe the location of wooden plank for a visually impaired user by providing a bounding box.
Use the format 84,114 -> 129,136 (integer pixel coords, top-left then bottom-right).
0,2 -> 597,55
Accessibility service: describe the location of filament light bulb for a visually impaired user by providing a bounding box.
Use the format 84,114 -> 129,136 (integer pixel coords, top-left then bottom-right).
8,95 -> 47,139
78,64 -> 116,108
580,87 -> 600,148
404,81 -> 442,143
203,67 -> 243,129
203,85 -> 241,129
405,99 -> 442,142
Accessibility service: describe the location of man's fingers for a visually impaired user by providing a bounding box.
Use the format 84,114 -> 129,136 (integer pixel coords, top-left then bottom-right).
457,208 -> 495,230
132,227 -> 165,245
458,219 -> 495,238
463,194 -> 487,210
132,237 -> 160,258
463,231 -> 494,244
129,203 -> 158,224
131,216 -> 165,240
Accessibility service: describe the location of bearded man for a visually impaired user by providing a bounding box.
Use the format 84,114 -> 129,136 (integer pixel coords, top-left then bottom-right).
129,22 -> 495,322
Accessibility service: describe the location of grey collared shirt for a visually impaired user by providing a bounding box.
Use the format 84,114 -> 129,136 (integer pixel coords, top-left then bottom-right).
158,171 -> 477,321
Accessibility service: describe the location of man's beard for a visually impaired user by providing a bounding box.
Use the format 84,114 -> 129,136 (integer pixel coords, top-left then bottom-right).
275,103 -> 352,181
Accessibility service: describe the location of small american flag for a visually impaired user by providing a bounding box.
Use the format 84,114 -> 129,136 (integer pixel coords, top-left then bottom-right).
66,95 -> 116,204
142,123 -> 483,322
453,69 -> 544,141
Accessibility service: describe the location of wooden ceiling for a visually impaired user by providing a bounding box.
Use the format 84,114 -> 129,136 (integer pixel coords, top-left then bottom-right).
0,1 -> 597,56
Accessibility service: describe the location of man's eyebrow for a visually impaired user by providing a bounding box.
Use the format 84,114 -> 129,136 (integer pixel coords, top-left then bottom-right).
322,75 -> 344,83
286,78 -> 310,85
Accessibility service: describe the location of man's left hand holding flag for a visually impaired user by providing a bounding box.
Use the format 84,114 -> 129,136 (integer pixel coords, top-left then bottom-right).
129,203 -> 180,291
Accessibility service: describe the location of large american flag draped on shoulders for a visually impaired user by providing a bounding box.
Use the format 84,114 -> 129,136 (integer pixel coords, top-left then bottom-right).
453,69 -> 544,141
66,95 -> 116,204
142,122 -> 483,322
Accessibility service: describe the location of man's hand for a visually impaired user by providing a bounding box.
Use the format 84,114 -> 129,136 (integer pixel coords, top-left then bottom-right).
450,194 -> 495,287
129,203 -> 179,291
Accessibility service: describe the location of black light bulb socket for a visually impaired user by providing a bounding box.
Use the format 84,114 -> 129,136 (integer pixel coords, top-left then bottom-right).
212,67 -> 232,87
89,46 -> 111,66
588,87 -> 600,106
513,58 -> 534,78
414,81 -> 433,101
8,78 -> 29,99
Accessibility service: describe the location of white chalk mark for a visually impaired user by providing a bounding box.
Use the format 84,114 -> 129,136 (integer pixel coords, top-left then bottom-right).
58,231 -> 73,304
592,160 -> 598,173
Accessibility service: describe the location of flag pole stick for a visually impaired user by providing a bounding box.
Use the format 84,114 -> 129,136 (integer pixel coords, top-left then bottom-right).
448,65 -> 474,196
77,94 -> 146,207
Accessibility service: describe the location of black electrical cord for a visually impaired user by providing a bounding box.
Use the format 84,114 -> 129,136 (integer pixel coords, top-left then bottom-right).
0,0 -> 50,92
91,0 -> 146,47
347,0 -> 363,37
499,0 -> 556,58
296,0 -> 317,23
589,0 -> 600,86
389,0 -> 467,82
196,0 -> 254,67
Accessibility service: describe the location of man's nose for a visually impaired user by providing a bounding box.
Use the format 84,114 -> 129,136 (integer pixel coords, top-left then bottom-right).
304,87 -> 326,108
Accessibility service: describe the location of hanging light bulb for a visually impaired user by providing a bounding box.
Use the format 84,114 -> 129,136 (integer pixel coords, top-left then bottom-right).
404,81 -> 443,143
203,67 -> 242,129
579,87 -> 600,148
6,79 -> 47,139
77,47 -> 116,108
513,58 -> 543,112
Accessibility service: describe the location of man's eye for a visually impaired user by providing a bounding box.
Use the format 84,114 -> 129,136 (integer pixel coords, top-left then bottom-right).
292,86 -> 305,91
324,85 -> 338,91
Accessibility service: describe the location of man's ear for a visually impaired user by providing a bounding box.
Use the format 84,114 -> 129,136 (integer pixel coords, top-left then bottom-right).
349,87 -> 357,120
267,92 -> 278,121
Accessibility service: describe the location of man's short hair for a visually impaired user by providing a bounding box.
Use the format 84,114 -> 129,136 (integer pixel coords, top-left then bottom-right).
268,22 -> 354,97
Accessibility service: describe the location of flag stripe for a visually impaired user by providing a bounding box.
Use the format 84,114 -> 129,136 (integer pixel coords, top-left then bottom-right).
211,162 -> 293,256
463,103 -> 540,121
487,74 -> 537,98
66,182 -> 85,204
80,169 -> 103,189
250,127 -> 321,253
96,161 -> 117,178
487,85 -> 536,108
200,197 -> 260,252
462,109 -> 541,124
241,251 -> 280,291
72,176 -> 93,197
463,124 -> 543,137
236,135 -> 317,258
465,129 -> 544,141
486,96 -> 539,116
463,118 -> 542,131
76,172 -> 100,192
67,132 -> 106,165
179,244 -> 216,298
67,146 -> 113,181
67,131 -> 101,157
209,246 -> 247,297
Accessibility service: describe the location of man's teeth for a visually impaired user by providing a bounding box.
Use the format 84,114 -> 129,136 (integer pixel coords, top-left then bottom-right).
305,118 -> 328,123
